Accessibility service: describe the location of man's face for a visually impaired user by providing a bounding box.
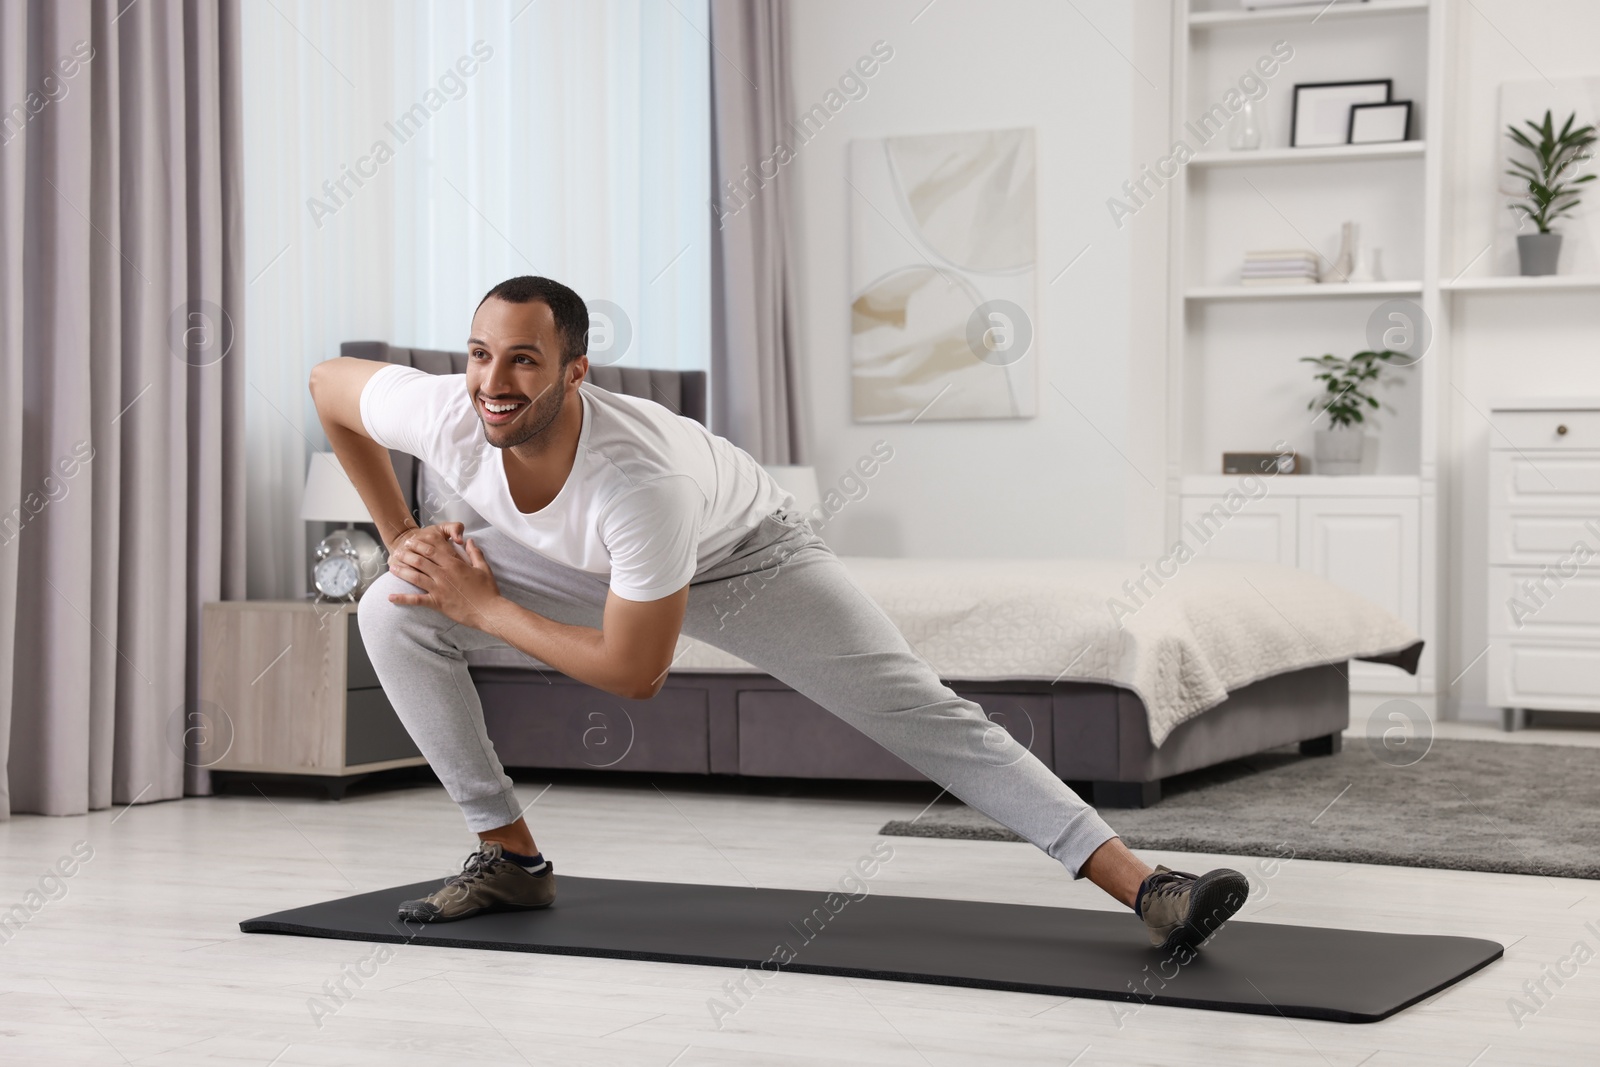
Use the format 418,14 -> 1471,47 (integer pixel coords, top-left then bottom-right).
464,297 -> 585,449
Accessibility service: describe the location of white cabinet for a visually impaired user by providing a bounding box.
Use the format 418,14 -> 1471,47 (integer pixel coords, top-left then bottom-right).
1298,497 -> 1420,692
1179,495 -> 1297,565
1487,403 -> 1600,726
1180,478 -> 1421,694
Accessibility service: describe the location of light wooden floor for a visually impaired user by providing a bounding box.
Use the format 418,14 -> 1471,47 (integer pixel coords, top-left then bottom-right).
1,765 -> 1594,1066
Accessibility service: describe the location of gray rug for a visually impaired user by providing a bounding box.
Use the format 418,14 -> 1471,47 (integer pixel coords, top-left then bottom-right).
880,740 -> 1600,880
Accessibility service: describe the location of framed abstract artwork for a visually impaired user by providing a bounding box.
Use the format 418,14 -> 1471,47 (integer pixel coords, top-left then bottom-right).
849,127 -> 1037,422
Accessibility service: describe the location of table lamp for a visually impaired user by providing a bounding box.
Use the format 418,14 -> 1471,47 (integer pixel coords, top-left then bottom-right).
302,452 -> 386,599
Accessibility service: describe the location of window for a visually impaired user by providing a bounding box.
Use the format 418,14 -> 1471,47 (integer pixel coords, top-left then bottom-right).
240,0 -> 710,597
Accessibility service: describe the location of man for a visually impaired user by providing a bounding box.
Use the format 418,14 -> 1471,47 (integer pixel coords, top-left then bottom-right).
309,275 -> 1247,954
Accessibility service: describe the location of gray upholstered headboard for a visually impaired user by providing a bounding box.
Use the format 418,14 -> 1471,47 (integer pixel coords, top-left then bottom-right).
340,340 -> 709,521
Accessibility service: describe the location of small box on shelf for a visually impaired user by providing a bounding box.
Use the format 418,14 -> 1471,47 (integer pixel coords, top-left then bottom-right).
1223,450 -> 1303,475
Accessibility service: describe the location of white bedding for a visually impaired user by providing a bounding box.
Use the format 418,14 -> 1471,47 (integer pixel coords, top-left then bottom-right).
466,556 -> 1421,746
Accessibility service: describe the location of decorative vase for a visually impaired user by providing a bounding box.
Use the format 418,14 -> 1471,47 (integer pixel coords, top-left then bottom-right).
1314,427 -> 1365,475
1517,232 -> 1563,276
1348,247 -> 1376,284
1324,222 -> 1358,283
1229,99 -> 1262,151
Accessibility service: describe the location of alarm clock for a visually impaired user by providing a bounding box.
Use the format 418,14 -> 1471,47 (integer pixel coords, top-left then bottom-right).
311,528 -> 387,600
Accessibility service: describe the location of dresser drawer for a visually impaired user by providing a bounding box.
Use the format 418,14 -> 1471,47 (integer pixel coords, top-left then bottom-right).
1488,566 -> 1600,638
1488,641 -> 1600,711
1490,452 -> 1600,509
1489,409 -> 1600,451
1487,510 -> 1600,564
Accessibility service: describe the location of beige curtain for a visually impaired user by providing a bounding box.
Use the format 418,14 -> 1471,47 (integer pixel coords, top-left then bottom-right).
0,0 -> 246,818
708,0 -> 808,465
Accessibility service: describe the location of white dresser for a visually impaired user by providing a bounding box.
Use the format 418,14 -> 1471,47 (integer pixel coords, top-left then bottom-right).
1487,400 -> 1600,730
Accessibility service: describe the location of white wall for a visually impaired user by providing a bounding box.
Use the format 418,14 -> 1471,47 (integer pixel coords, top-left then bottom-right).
786,0 -> 1157,559
1440,0 -> 1600,721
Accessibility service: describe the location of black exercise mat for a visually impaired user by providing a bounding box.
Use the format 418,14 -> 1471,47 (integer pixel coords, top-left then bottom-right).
241,875 -> 1501,1023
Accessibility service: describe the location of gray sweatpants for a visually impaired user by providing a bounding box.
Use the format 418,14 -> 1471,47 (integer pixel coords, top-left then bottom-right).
357,510 -> 1119,878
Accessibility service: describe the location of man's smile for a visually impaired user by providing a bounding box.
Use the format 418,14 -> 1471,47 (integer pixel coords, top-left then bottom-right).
479,395 -> 528,425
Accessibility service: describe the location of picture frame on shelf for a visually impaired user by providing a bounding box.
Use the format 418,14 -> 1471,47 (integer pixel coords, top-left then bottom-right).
1349,101 -> 1412,144
1291,80 -> 1392,147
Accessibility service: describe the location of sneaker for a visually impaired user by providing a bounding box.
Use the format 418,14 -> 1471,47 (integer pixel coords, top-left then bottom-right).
396,843 -> 557,923
1137,865 -> 1248,953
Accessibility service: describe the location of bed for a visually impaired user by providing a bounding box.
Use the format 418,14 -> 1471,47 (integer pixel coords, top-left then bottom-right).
344,341 -> 1424,806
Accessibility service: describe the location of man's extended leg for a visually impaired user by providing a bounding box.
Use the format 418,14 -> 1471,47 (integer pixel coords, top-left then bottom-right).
683,513 -> 1247,950
682,514 -> 1119,879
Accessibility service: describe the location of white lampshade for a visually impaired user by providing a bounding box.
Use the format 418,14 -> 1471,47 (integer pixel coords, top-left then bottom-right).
301,452 -> 373,523
762,464 -> 821,516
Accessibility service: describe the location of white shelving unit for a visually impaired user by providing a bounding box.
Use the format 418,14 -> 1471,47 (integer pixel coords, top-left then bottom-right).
1188,0 -> 1429,30
1443,274 -> 1600,292
1181,474 -> 1421,496
1185,280 -> 1423,300
1189,140 -> 1425,167
1167,0 -> 1446,695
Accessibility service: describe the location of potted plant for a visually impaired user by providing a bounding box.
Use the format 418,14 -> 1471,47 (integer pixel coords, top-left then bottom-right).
1301,349 -> 1407,475
1505,109 -> 1596,276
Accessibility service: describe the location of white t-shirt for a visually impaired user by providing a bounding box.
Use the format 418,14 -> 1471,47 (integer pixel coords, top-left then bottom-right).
360,365 -> 789,601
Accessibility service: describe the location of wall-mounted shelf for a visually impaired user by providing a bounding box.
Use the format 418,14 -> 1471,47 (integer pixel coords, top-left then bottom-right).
1185,281 -> 1423,301
1190,142 -> 1425,167
1182,474 -> 1421,496
1189,0 -> 1429,30
1442,274 -> 1600,292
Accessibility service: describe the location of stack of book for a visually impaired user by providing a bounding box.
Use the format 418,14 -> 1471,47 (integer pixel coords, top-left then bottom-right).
1240,249 -> 1321,286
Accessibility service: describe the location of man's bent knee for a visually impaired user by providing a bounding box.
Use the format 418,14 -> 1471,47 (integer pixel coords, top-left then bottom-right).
358,570 -> 443,646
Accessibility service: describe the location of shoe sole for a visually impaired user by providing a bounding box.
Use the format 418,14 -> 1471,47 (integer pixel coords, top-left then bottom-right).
1157,869 -> 1249,954
396,897 -> 555,924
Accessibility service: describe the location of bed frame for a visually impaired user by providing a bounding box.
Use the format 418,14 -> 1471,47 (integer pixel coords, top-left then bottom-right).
343,342 -> 1359,807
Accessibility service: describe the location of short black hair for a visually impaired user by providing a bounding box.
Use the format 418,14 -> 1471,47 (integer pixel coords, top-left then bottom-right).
476,276 -> 589,365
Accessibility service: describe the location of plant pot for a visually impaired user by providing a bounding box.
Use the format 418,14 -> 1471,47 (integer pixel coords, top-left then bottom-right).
1517,232 -> 1563,276
1314,427 -> 1365,476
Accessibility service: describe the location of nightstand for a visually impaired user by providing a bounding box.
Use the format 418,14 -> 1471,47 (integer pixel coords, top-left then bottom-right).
199,600 -> 425,796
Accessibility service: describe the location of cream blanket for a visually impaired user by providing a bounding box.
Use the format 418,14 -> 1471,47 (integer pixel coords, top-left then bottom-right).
468,557 -> 1421,746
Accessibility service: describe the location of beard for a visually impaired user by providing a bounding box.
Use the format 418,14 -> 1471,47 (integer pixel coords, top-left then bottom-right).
482,380 -> 566,450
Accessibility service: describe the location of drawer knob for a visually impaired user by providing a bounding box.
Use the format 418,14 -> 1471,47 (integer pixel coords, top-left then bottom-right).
1557,424 -> 1569,436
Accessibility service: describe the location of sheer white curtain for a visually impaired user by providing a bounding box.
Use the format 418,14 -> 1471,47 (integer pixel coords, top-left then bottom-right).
241,0 -> 711,600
